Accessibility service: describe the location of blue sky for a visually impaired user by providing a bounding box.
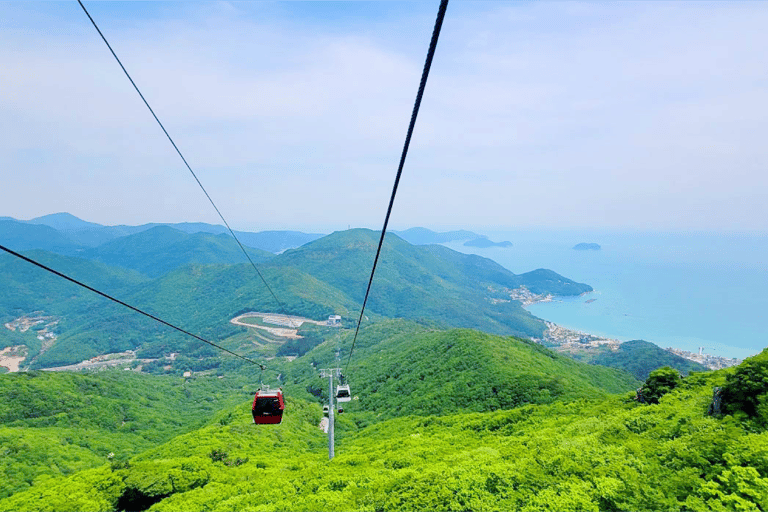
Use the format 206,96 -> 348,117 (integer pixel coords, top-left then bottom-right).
2,1 -> 767,232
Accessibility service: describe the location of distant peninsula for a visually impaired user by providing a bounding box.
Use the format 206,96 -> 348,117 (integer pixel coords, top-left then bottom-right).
463,237 -> 512,248
393,227 -> 479,245
573,243 -> 601,251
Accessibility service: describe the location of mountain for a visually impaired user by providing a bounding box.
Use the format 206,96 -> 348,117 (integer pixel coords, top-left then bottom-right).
3,214 -> 324,253
393,227 -> 479,245
568,339 -> 708,380
1,226 -> 594,369
271,229 -> 590,337
26,212 -> 105,231
0,250 -> 149,317
0,250 -> 157,366
463,237 -> 513,248
82,226 -> 274,278
0,220 -> 84,254
133,223 -> 324,253
288,320 -> 640,420
420,244 -> 592,296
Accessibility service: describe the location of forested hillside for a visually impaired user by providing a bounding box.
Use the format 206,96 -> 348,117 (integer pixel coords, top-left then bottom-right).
270,229 -> 589,337
567,339 -> 708,380
286,321 -> 639,420
1,350 -> 766,511
81,227 -> 274,277
5,215 -> 762,510
1,225 -> 593,369
0,371 -> 255,500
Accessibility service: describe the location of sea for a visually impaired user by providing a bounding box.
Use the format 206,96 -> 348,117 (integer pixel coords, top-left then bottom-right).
443,230 -> 768,360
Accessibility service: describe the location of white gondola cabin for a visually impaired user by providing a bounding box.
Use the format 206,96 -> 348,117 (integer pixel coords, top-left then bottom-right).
336,384 -> 351,403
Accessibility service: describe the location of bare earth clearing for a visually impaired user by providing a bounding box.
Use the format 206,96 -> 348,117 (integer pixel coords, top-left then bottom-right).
230,312 -> 331,340
0,346 -> 27,372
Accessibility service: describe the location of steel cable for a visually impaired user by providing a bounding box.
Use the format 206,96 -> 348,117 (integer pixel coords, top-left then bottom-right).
77,0 -> 289,319
345,0 -> 449,376
0,244 -> 266,368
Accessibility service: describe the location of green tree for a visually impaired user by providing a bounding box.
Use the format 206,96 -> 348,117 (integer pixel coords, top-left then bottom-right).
721,349 -> 768,422
640,366 -> 681,404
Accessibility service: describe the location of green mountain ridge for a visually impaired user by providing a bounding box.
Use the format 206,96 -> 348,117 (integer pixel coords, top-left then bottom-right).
82,226 -> 274,278
0,220 -> 85,255
287,321 -> 639,421
0,320 -> 641,508
3,213 -> 323,252
270,229 -> 590,337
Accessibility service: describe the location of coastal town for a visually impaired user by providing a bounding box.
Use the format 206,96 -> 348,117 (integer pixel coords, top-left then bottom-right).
506,285 -> 555,306
537,320 -> 620,349
668,348 -> 742,370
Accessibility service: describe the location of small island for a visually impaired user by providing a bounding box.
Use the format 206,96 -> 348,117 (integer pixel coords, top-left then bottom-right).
573,242 -> 601,251
464,237 -> 513,248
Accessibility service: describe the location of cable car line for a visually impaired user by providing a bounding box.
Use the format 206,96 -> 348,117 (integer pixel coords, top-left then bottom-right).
0,243 -> 267,368
76,0 -> 289,320
344,0 -> 449,376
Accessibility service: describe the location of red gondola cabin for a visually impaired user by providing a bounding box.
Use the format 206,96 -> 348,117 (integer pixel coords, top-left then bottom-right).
252,387 -> 285,424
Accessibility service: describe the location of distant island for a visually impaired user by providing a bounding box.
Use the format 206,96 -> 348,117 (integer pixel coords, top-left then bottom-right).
463,237 -> 512,248
573,242 -> 601,251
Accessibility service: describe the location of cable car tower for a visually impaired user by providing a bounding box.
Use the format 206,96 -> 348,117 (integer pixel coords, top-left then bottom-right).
319,367 -> 345,460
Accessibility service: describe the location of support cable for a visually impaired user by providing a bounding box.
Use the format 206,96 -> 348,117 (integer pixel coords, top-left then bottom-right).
345,0 -> 449,374
76,0 -> 289,318
0,244 -> 266,368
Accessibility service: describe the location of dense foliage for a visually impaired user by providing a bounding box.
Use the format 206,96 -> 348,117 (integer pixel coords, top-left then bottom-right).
640,366 -> 682,404
0,370 -> 254,499
721,348 -> 768,424
1,364 -> 766,512
285,322 -> 640,421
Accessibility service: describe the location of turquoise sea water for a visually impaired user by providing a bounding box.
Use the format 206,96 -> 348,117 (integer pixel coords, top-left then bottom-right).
443,230 -> 768,360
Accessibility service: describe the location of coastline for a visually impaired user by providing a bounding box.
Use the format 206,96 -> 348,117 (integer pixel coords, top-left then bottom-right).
512,288 -> 743,370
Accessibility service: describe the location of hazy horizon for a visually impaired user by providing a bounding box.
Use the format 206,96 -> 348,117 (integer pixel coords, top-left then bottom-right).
6,210 -> 768,237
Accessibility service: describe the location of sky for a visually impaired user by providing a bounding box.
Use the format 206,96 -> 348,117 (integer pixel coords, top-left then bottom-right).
2,1 -> 768,233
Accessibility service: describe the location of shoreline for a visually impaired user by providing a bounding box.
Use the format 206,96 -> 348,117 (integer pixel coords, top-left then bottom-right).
514,289 -> 743,370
